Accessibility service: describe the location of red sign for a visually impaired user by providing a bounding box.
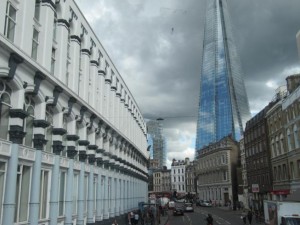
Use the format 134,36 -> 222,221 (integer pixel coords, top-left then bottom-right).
271,189 -> 290,195
252,184 -> 259,193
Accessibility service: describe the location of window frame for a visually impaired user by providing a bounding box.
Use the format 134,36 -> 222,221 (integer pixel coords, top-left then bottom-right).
31,27 -> 39,60
4,1 -> 17,42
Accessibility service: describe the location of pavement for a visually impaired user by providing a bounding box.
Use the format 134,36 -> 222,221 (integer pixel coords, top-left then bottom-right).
217,206 -> 265,225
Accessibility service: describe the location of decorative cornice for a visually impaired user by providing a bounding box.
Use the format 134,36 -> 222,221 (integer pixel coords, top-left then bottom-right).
33,119 -> 50,128
66,134 -> 80,141
88,155 -> 96,164
78,140 -> 90,146
96,148 -> 105,153
57,19 -> 70,28
52,128 -> 67,136
9,125 -> 25,144
9,109 -> 28,119
41,0 -> 56,10
96,158 -> 103,166
98,70 -> 106,75
79,151 -> 87,162
7,53 -> 24,81
111,86 -> 117,91
76,106 -> 87,124
52,141 -> 64,155
70,35 -> 81,43
64,97 -> 77,117
45,86 -> 63,107
67,146 -> 77,159
81,48 -> 91,55
88,145 -> 98,150
90,60 -> 99,66
105,79 -> 112,84
33,134 -> 48,150
88,114 -> 96,130
29,71 -> 46,96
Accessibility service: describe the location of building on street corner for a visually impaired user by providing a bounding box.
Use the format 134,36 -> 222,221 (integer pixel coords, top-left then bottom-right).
195,136 -> 239,208
0,0 -> 148,225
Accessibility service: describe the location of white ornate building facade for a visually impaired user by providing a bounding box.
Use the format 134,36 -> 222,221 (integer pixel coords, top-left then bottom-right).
0,0 -> 148,225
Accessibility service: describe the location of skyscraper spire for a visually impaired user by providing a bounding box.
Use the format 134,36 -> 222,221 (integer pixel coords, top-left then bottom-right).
195,0 -> 251,153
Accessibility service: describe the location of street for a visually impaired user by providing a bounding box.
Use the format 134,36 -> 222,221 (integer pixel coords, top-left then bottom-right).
166,206 -> 263,225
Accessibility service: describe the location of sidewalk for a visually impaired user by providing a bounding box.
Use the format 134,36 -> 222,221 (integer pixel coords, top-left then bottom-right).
113,210 -> 169,225
218,206 -> 265,225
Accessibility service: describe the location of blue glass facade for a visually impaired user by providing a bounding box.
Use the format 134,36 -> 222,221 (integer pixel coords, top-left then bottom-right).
195,0 -> 251,152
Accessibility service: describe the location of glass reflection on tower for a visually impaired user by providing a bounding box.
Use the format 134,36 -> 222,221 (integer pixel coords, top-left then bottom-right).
195,0 -> 251,153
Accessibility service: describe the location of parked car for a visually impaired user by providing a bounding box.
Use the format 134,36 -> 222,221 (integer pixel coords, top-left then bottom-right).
200,200 -> 212,207
173,202 -> 185,216
184,203 -> 194,212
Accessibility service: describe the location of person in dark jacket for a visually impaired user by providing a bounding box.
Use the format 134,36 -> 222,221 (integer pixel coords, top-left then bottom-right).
247,210 -> 253,224
206,214 -> 213,225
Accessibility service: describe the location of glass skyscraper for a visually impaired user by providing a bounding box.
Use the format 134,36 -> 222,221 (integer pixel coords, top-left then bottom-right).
147,120 -> 167,168
195,0 -> 251,152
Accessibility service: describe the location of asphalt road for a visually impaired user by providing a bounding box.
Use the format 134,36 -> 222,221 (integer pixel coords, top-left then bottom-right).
167,206 -> 262,225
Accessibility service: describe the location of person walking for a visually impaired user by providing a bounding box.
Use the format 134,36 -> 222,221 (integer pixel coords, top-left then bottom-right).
247,210 -> 253,225
242,214 -> 247,225
241,210 -> 247,225
134,211 -> 139,225
206,214 -> 213,225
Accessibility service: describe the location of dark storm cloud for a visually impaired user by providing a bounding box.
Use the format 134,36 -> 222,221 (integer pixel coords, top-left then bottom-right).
75,0 -> 300,166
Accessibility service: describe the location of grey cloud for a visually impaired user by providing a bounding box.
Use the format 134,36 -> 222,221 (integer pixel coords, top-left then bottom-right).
75,0 -> 300,166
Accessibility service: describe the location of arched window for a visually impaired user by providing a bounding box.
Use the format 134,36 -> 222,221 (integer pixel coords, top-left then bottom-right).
276,136 -> 280,156
45,106 -> 53,152
24,95 -> 35,147
293,125 -> 299,149
287,129 -> 292,151
0,81 -> 12,140
280,134 -> 284,153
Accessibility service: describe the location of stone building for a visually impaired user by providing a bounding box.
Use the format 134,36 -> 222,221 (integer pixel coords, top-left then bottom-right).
245,101 -> 277,212
171,158 -> 189,195
185,160 -> 196,194
195,136 -> 239,207
0,0 -> 148,225
152,166 -> 171,193
267,75 -> 300,201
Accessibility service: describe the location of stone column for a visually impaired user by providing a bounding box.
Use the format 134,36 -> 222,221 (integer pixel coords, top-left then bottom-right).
69,34 -> 81,93
95,161 -> 103,224
87,163 -> 95,225
98,65 -> 106,116
2,109 -> 27,225
49,129 -> 66,225
104,68 -> 111,119
79,48 -> 90,102
28,120 -> 49,225
77,160 -> 86,225
89,60 -> 98,108
64,133 -> 78,225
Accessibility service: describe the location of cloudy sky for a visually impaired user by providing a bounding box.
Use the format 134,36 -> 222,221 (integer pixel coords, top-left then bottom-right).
75,0 -> 300,168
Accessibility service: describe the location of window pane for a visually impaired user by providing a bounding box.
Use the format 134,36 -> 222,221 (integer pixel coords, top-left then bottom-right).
59,172 -> 65,216
0,102 -> 9,140
0,162 -> 6,219
19,165 -> 31,222
9,5 -> 16,20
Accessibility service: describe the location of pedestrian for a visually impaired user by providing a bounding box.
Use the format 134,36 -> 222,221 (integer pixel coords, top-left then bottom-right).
241,214 -> 247,225
247,210 -> 253,224
128,211 -> 134,224
206,213 -> 213,225
112,218 -> 118,225
134,211 -> 139,225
